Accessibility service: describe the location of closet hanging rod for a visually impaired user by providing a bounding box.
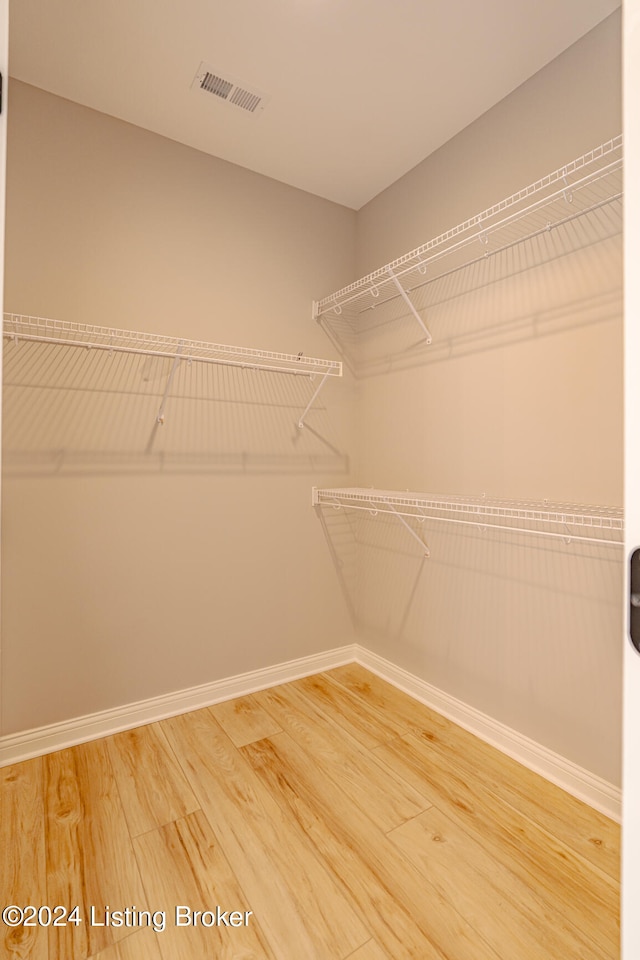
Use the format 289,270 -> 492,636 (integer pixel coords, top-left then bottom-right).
312,488 -> 624,548
313,135 -> 622,319
405,192 -> 620,290
315,150 -> 622,317
317,189 -> 621,337
357,190 -> 622,315
3,314 -> 342,379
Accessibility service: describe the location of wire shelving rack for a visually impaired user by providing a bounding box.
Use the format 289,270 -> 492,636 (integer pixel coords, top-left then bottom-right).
313,136 -> 623,366
3,314 -> 342,427
312,487 -> 624,554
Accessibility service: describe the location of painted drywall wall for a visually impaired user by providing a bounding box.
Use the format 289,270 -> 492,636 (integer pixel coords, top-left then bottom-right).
1,81 -> 357,734
1,11 -> 624,792
349,12 -> 623,783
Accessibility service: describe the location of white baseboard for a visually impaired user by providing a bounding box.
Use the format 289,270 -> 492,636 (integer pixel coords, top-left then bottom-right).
1,640 -> 621,823
354,645 -> 621,823
0,644 -> 357,767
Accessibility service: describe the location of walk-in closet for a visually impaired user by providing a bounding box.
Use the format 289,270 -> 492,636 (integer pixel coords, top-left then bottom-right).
0,3 -> 634,959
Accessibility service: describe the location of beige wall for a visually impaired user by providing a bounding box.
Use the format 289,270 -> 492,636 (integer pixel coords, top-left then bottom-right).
356,12 -> 622,277
352,12 -> 623,783
1,11 -> 624,788
1,81 -> 357,734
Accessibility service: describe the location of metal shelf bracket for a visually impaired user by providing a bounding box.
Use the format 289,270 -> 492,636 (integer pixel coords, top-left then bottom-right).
387,501 -> 430,557
385,266 -> 432,343
156,341 -> 184,425
298,371 -> 330,429
312,488 -> 430,557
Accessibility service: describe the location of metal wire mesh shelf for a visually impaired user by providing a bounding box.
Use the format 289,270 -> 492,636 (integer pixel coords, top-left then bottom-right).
313,136 -> 623,366
312,487 -> 624,551
3,314 -> 342,377
3,314 -> 342,427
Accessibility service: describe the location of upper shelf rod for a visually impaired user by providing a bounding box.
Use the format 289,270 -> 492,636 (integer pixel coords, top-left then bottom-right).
314,135 -> 622,318
3,314 -> 342,379
312,487 -> 624,548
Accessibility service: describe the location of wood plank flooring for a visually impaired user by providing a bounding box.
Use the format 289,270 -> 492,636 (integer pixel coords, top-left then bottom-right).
0,665 -> 620,959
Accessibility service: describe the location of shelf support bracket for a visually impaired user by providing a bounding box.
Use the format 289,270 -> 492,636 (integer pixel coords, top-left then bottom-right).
387,502 -> 430,557
298,371 -> 330,429
386,266 -> 432,343
156,341 -> 184,425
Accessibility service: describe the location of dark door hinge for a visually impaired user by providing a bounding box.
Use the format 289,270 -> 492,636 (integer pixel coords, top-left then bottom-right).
631,548 -> 640,653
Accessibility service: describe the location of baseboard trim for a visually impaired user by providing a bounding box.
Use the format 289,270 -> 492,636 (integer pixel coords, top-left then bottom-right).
354,645 -> 621,823
1,641 -> 621,822
0,644 -> 357,767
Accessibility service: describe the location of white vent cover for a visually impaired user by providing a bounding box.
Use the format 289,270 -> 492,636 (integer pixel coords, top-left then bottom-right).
191,62 -> 269,115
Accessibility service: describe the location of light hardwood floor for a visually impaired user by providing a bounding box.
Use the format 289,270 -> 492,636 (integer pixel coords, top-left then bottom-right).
1,665 -> 620,959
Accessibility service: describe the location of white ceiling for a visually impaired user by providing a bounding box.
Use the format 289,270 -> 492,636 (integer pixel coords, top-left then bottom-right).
8,0 -> 620,209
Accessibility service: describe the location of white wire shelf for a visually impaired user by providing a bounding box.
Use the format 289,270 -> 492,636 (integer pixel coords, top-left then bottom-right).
3,314 -> 342,377
3,314 -> 342,428
313,136 -> 623,364
312,487 -> 624,551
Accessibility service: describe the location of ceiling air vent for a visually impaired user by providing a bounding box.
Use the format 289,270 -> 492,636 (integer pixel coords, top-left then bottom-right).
192,62 -> 269,115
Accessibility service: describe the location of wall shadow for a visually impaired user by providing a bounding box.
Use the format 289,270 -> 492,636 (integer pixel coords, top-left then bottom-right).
315,500 -> 623,780
2,342 -> 350,477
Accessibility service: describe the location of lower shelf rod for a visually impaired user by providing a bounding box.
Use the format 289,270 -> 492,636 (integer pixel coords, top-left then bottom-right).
318,499 -> 622,548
